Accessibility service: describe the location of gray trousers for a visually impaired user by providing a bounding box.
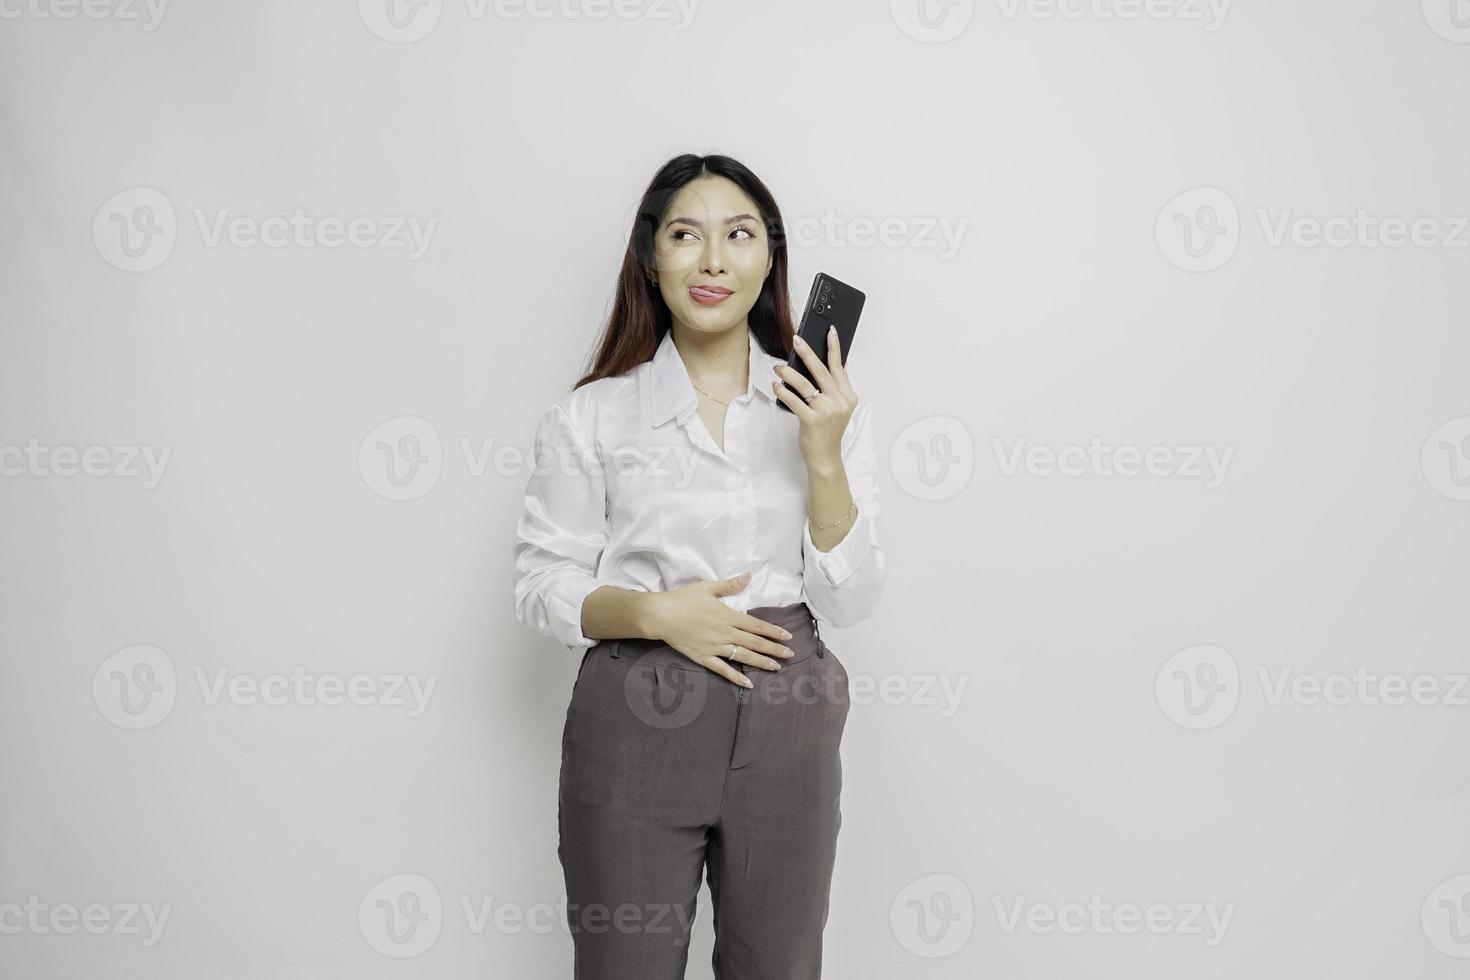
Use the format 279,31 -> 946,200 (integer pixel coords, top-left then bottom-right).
557,601 -> 851,979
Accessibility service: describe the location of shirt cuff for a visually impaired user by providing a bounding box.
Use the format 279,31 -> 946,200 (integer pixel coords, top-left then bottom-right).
802,503 -> 879,588
547,576 -> 606,650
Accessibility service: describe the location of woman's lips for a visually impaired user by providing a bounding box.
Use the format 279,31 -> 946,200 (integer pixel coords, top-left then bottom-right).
689,285 -> 733,306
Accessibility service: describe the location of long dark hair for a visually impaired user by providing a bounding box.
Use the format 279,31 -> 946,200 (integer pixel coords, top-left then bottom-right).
573,153 -> 796,390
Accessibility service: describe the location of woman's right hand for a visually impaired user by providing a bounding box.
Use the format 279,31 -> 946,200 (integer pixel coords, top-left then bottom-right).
642,572 -> 796,688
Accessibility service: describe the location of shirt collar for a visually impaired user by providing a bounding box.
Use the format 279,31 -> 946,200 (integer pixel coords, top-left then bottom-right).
644,325 -> 783,427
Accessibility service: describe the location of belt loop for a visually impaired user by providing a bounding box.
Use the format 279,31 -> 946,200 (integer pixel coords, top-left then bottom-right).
609,639 -> 622,659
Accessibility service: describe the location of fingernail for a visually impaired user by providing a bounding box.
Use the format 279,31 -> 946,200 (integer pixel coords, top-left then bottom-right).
782,630 -> 793,640
783,648 -> 794,658
828,325 -> 836,334
743,677 -> 753,688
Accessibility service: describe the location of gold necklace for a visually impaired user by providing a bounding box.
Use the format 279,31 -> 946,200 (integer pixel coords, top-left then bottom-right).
691,383 -> 732,406
688,335 -> 748,407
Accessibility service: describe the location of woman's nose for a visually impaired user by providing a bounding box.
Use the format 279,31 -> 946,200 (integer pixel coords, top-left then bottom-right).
700,239 -> 726,273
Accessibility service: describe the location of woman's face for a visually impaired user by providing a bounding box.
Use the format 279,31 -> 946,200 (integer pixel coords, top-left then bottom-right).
651,174 -> 774,336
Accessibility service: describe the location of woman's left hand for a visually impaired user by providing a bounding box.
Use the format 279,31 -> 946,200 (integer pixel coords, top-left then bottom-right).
771,326 -> 857,467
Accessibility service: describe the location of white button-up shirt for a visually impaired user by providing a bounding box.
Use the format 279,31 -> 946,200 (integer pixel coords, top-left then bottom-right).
512,325 -> 886,650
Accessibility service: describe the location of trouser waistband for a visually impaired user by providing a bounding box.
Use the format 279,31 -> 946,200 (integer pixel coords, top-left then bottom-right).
605,601 -> 828,663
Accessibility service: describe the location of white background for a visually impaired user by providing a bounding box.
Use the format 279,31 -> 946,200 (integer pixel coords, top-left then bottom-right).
3,0 -> 1469,976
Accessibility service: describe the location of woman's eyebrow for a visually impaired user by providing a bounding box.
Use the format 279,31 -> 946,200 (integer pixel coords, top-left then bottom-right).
665,213 -> 760,229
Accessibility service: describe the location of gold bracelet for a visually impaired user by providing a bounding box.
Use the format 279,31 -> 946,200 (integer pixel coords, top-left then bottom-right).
810,501 -> 857,531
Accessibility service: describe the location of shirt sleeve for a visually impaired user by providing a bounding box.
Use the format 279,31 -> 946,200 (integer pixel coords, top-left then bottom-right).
801,398 -> 887,628
511,401 -> 610,651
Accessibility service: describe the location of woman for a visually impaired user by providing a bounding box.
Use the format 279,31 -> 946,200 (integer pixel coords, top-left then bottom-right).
511,153 -> 887,979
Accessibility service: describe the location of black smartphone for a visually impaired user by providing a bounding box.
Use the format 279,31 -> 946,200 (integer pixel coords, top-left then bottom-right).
776,272 -> 865,414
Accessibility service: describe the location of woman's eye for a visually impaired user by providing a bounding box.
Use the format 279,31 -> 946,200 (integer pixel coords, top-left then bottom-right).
671,226 -> 756,242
